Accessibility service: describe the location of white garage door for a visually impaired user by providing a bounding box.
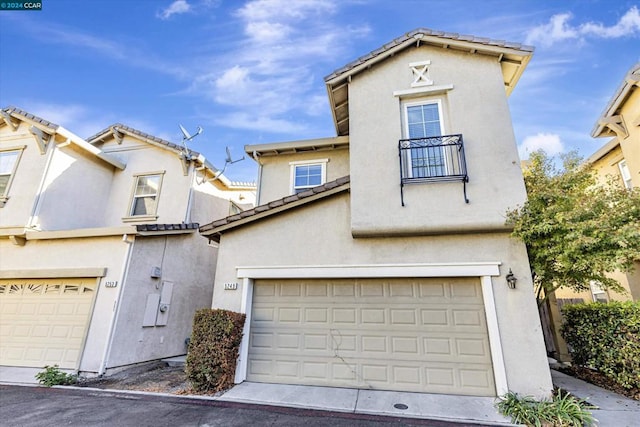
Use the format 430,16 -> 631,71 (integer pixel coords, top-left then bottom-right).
0,278 -> 96,369
248,278 -> 495,396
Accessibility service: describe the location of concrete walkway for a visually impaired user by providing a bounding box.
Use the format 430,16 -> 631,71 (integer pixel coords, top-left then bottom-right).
550,369 -> 640,427
219,382 -> 513,425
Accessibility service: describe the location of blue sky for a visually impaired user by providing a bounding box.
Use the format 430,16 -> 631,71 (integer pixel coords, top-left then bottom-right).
1,0 -> 639,182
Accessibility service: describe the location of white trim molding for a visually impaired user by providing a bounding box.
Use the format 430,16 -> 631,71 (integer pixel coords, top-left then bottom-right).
237,262 -> 501,279
481,275 -> 508,395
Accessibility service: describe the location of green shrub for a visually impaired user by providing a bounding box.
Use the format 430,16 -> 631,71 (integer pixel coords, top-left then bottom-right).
185,308 -> 245,393
35,365 -> 77,387
560,301 -> 640,389
495,390 -> 594,426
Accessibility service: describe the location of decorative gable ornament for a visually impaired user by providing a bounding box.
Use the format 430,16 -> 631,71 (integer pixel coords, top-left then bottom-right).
409,60 -> 433,87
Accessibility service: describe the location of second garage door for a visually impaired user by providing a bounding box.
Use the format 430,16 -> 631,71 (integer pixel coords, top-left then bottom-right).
248,278 -> 495,396
0,278 -> 96,369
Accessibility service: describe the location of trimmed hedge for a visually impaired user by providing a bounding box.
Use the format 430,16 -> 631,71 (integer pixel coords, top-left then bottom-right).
560,301 -> 640,389
186,308 -> 246,393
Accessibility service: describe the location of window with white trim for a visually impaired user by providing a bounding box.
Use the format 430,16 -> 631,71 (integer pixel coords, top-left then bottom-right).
618,160 -> 633,189
403,100 -> 445,178
129,173 -> 163,217
290,159 -> 327,194
589,281 -> 608,303
0,149 -> 23,204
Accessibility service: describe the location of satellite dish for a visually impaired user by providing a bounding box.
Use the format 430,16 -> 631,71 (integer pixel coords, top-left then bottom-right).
224,146 -> 244,165
180,124 -> 203,142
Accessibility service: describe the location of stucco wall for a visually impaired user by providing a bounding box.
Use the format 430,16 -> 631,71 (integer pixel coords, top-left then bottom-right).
348,45 -> 527,236
106,233 -> 217,368
256,148 -> 350,204
619,89 -> 639,187
35,146 -> 114,230
211,193 -> 552,397
99,137 -> 192,226
0,122 -> 49,228
0,235 -> 129,373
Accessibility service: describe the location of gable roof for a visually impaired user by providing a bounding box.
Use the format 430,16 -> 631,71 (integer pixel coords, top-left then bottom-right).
324,28 -> 535,136
200,175 -> 350,242
591,62 -> 640,138
1,106 -> 125,170
89,123 -> 255,190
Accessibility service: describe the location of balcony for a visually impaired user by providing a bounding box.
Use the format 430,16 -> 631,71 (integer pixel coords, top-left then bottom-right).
398,134 -> 469,205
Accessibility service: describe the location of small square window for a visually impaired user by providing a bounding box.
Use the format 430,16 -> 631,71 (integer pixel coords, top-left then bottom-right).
290,161 -> 327,194
129,174 -> 162,217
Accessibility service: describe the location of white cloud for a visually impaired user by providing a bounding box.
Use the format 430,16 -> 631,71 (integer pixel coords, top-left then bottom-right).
518,133 -> 565,159
525,6 -> 640,47
213,112 -> 307,134
187,0 -> 370,134
236,0 -> 336,21
157,0 -> 191,20
580,6 -> 640,38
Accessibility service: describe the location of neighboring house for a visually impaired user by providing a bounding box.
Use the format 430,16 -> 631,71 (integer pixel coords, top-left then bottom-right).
0,107 -> 255,377
547,63 -> 639,360
200,29 -> 552,398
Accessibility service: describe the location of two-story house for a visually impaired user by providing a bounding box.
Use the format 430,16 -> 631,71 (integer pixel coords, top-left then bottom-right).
546,63 -> 639,361
200,29 -> 552,398
0,107 -> 254,379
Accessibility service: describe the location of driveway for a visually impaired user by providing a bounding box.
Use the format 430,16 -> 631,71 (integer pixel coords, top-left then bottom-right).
0,385 -> 495,427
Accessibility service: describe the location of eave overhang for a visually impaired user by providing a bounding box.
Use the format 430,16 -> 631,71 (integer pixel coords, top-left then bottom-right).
246,136 -> 349,159
591,63 -> 640,139
1,106 -> 125,170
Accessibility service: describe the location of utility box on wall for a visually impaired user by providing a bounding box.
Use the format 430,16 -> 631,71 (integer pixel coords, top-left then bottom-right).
141,281 -> 174,327
156,281 -> 173,326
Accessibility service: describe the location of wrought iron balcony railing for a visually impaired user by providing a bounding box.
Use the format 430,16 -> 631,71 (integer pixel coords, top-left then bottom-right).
398,134 -> 469,205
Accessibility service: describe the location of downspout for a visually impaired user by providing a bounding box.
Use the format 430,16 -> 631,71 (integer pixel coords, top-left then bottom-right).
98,233 -> 134,376
28,140 -> 57,228
253,151 -> 263,205
184,162 -> 195,223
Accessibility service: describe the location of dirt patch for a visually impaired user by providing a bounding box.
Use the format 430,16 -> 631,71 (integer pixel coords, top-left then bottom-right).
77,361 -> 193,395
558,365 -> 640,401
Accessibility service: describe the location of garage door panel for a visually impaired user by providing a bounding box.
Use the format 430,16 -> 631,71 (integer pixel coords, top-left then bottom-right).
0,278 -> 95,369
249,278 -> 495,396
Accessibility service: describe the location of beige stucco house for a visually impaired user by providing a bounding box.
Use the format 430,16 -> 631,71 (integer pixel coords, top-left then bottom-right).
547,63 -> 639,361
0,107 -> 255,377
555,63 -> 639,304
200,29 -> 552,398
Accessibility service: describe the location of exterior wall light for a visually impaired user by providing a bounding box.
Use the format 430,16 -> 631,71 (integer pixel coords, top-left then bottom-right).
506,269 -> 517,289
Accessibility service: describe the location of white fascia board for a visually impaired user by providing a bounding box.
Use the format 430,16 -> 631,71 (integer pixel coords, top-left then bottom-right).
237,262 -> 501,279
56,126 -> 126,170
26,226 -> 137,240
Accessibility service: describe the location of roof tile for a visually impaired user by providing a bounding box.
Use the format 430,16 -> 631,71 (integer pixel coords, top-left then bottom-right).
200,176 -> 351,236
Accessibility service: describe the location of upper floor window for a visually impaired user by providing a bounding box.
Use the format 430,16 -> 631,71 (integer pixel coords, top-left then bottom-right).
398,99 -> 469,205
403,100 -> 448,178
618,160 -> 633,189
0,149 -> 23,205
290,159 -> 327,194
128,173 -> 163,218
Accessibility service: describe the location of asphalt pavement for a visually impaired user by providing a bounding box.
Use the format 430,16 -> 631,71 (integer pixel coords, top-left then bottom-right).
0,385 -> 496,427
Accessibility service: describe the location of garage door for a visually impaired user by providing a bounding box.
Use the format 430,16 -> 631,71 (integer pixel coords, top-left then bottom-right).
248,278 -> 495,396
0,278 -> 96,369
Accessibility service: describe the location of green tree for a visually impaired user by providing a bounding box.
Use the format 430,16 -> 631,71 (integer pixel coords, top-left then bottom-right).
506,150 -> 640,304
